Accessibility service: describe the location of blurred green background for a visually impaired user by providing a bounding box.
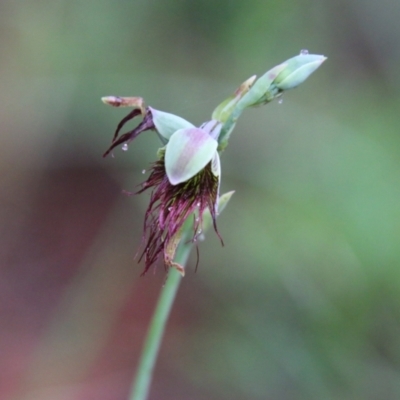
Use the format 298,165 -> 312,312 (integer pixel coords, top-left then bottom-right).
1,1 -> 400,399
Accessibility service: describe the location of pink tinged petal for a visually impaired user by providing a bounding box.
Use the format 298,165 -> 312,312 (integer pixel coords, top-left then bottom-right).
200,119 -> 222,140
165,128 -> 218,185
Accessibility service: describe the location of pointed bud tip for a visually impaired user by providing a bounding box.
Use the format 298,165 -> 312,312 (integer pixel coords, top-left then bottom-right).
235,75 -> 257,95
311,55 -> 327,65
217,190 -> 235,213
248,75 -> 257,84
274,53 -> 327,90
221,190 -> 235,198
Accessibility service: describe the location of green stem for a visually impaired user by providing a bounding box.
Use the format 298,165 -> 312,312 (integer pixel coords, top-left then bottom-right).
128,191 -> 234,400
129,241 -> 192,400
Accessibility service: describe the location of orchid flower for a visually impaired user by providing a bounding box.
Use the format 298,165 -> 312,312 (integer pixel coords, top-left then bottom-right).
102,52 -> 326,275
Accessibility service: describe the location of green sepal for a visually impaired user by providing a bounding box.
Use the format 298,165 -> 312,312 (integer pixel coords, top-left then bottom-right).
149,107 -> 195,144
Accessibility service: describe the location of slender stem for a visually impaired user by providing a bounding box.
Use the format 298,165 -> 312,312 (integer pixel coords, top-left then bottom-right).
128,192 -> 233,400
129,241 -> 192,400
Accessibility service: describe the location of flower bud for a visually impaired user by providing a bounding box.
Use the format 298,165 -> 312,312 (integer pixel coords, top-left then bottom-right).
237,64 -> 288,108
165,128 -> 218,185
149,107 -> 195,143
273,53 -> 327,90
212,75 -> 256,123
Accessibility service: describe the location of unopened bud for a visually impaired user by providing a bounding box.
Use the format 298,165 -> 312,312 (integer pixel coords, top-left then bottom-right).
273,53 -> 327,90
212,75 -> 256,123
237,64 -> 288,108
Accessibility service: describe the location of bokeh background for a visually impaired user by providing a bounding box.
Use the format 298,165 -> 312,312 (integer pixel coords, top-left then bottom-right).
1,1 -> 400,399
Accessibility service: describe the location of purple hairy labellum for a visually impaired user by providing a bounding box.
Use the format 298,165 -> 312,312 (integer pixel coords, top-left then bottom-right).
137,152 -> 221,275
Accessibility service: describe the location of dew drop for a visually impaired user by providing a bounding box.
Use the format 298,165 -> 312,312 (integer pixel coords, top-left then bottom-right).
198,233 -> 205,242
111,152 -> 115,158
142,169 -> 146,174
122,143 -> 128,151
278,98 -> 284,104
195,217 -> 200,223
196,202 -> 201,207
300,49 -> 309,55
168,207 -> 172,211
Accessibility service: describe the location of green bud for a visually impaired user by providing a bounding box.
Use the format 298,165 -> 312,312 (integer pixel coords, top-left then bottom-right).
273,53 -> 327,91
165,128 -> 218,185
217,52 -> 327,149
212,75 -> 256,123
237,64 -> 288,108
149,107 -> 195,143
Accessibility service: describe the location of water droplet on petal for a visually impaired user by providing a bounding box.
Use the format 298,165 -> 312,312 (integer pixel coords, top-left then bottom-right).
142,169 -> 146,174
198,233 -> 205,242
278,98 -> 284,104
300,49 -> 309,55
196,202 -> 201,207
168,207 -> 172,211
195,217 -> 200,223
122,143 -> 128,151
